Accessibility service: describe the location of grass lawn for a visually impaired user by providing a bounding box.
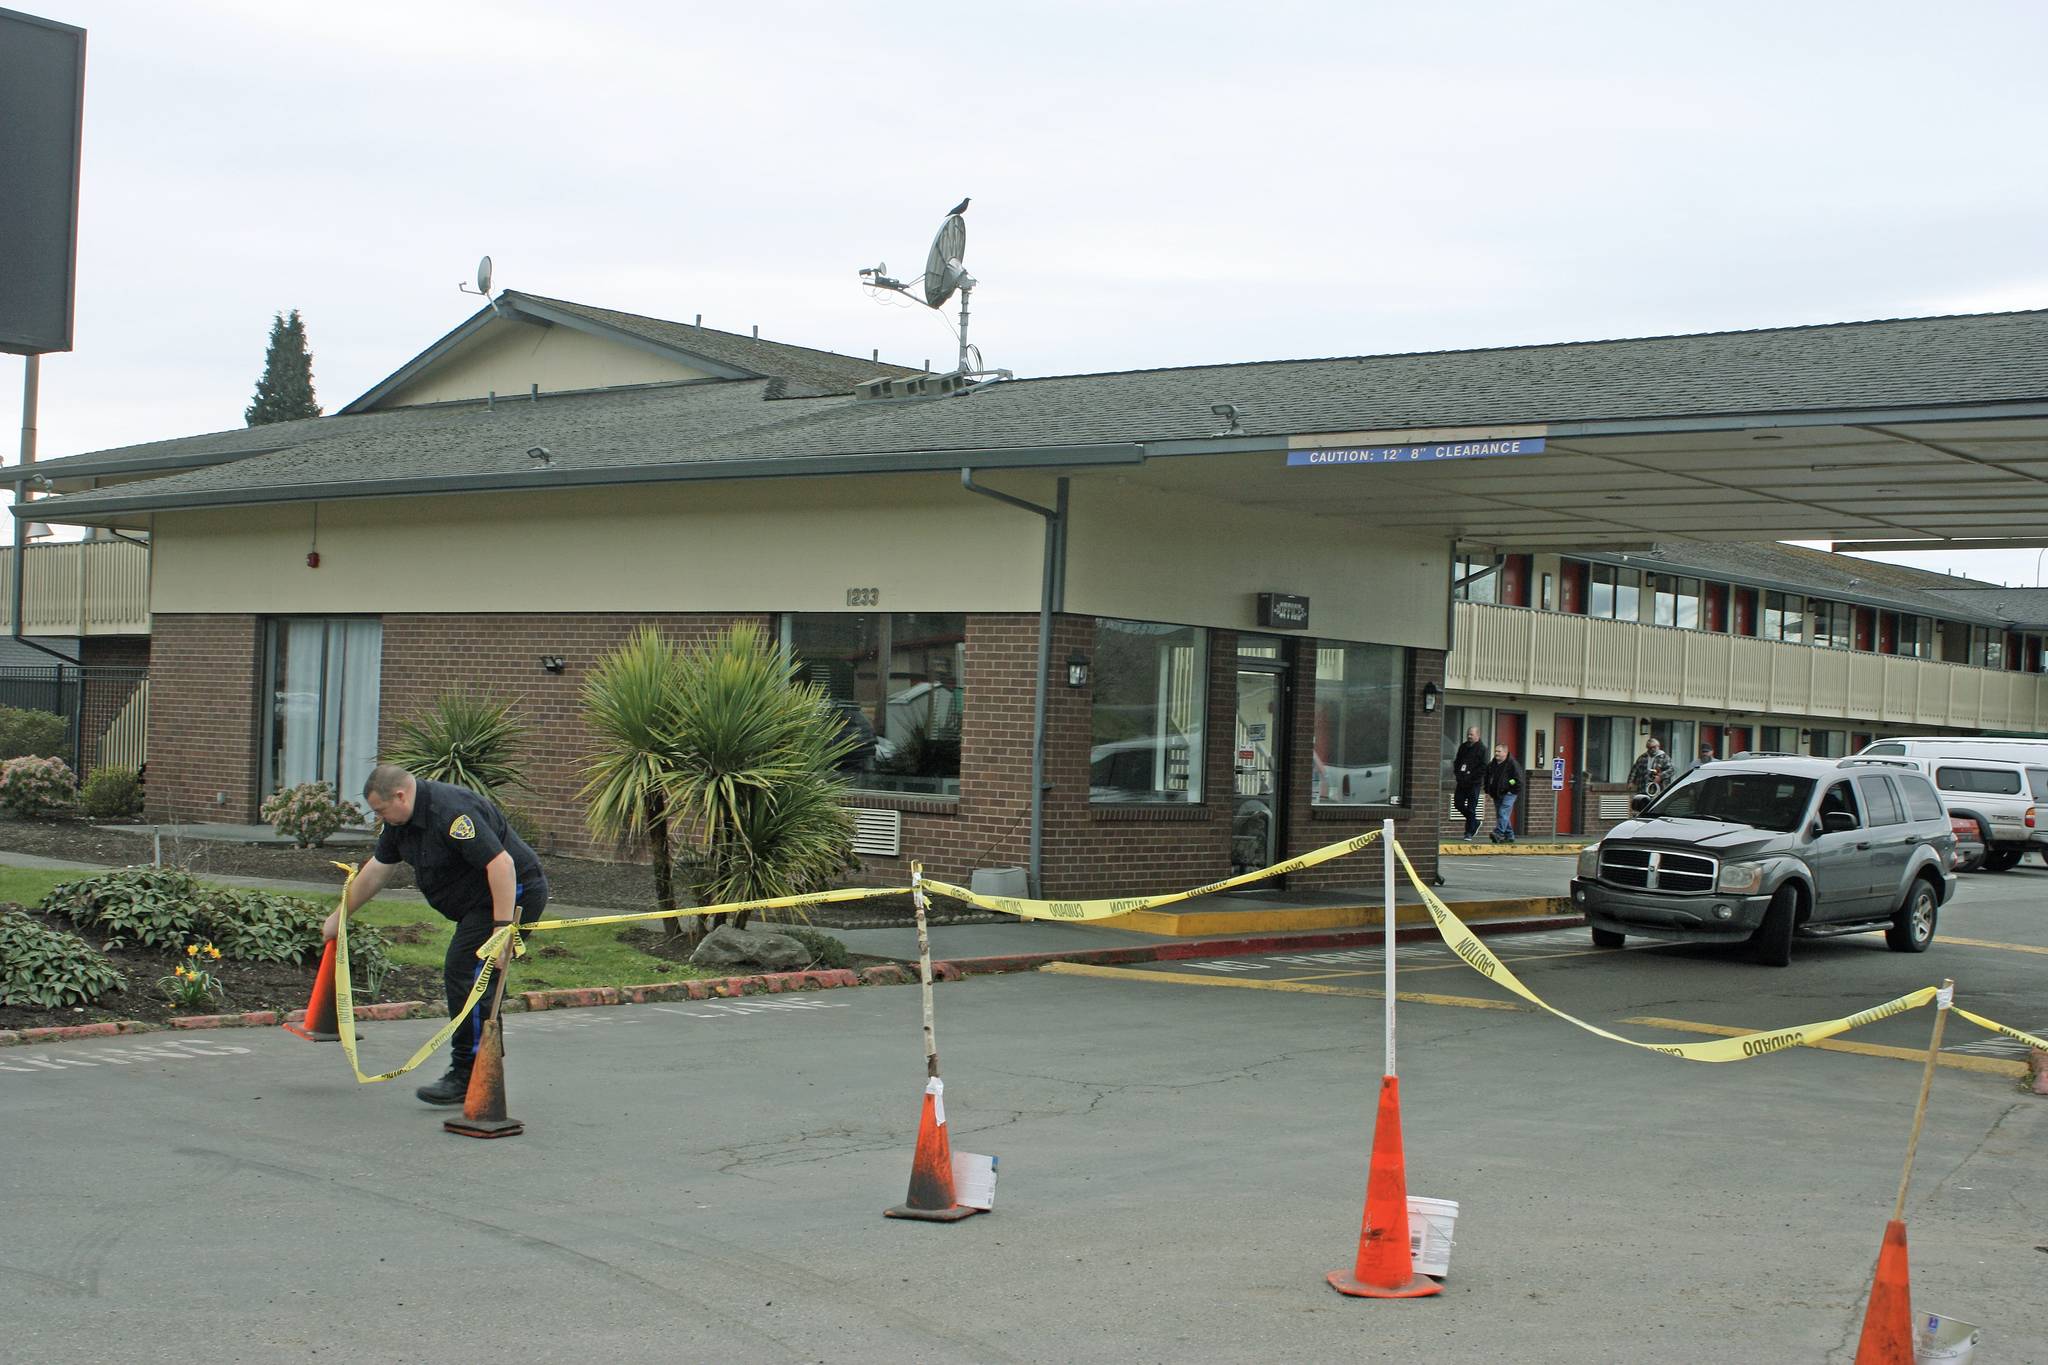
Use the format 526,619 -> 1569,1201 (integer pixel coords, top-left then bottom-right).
1,867 -> 707,994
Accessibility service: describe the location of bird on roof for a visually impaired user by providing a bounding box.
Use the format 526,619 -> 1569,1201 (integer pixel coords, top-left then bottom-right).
947,197 -> 970,218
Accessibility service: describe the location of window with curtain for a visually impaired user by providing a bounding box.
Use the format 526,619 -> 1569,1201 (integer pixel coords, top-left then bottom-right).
1311,643 -> 1407,806
1587,565 -> 1641,621
1810,600 -> 1852,650
1650,575 -> 1702,629
1762,592 -> 1806,643
782,613 -> 966,796
264,618 -> 383,805
1583,714 -> 1637,783
1090,619 -> 1206,803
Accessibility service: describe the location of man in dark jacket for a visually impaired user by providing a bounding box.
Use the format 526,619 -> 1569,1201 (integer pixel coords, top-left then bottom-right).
1452,726 -> 1488,839
1485,744 -> 1522,843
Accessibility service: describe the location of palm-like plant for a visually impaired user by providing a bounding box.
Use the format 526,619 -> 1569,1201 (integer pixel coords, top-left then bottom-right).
663,624 -> 856,935
385,691 -> 529,804
579,628 -> 687,931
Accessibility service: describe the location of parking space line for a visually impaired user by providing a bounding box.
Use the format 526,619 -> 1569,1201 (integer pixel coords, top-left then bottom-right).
1038,962 -> 1523,1011
1934,934 -> 2048,957
1622,1016 -> 2027,1078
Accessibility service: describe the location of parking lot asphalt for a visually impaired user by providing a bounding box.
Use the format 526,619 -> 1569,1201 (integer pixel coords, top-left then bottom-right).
2,869 -> 2043,1363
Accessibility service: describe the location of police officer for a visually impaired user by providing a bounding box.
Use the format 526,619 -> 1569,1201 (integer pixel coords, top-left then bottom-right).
324,764 -> 548,1105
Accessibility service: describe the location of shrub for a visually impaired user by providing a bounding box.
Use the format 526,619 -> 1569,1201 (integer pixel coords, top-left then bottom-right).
0,755 -> 76,817
384,691 -> 529,804
0,706 -> 68,761
781,925 -> 850,970
260,781 -> 363,848
79,765 -> 144,819
44,867 -> 202,949
0,907 -> 125,1007
503,803 -> 544,850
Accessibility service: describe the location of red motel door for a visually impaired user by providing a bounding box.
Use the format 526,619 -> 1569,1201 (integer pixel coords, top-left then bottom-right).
1554,715 -> 1581,835
1878,612 -> 1898,654
1732,588 -> 1757,636
1703,583 -> 1728,632
1853,608 -> 1874,652
1499,554 -> 1533,607
1727,725 -> 1753,755
1560,561 -> 1588,614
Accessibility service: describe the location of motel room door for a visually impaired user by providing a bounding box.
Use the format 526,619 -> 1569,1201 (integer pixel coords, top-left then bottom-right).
1494,710 -> 1527,834
1553,715 -> 1582,836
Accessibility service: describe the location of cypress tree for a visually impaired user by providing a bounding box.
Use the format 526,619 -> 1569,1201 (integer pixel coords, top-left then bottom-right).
244,309 -> 323,426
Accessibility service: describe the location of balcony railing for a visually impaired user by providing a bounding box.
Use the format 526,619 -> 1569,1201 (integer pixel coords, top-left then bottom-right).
0,540 -> 150,637
1445,601 -> 2048,733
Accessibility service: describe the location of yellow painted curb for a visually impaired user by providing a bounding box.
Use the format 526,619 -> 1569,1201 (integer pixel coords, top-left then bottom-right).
1622,1016 -> 2028,1079
1439,842 -> 1588,857
1092,896 -> 1570,938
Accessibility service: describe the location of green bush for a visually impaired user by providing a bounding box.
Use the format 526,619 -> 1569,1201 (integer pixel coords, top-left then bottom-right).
44,867 -> 200,949
503,803 -> 544,849
0,907 -> 125,1007
79,765 -> 144,819
384,691 -> 529,804
781,925 -> 850,970
0,755 -> 76,817
0,706 -> 68,761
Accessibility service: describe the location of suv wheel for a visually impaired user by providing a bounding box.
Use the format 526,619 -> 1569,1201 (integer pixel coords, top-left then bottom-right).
1591,927 -> 1625,949
1983,848 -> 2023,872
1885,880 -> 1938,953
1751,885 -> 1797,968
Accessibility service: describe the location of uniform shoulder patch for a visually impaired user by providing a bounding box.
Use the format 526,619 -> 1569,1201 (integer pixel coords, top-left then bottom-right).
449,814 -> 477,841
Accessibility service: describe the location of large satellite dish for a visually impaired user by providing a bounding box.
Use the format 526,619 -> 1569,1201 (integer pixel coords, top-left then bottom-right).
476,255 -> 494,295
922,215 -> 966,308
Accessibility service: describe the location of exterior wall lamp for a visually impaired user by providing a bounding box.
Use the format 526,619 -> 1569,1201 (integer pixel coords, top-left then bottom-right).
541,656 -> 567,674
1639,717 -> 1651,735
1065,651 -> 1090,689
1420,681 -> 1440,713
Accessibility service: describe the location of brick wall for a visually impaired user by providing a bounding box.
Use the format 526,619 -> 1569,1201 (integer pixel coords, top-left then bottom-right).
146,614 -> 263,820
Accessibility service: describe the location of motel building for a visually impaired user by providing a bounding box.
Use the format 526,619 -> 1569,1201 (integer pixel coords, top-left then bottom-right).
20,295 -> 2048,898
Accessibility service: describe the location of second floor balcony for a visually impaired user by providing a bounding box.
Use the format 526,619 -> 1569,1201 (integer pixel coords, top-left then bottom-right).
1446,600 -> 2048,733
0,539 -> 151,636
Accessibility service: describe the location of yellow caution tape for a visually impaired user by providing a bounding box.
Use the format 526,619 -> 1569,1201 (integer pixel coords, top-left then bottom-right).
1385,840 -> 1942,1061
1953,1007 -> 2047,1054
923,829 -> 1384,921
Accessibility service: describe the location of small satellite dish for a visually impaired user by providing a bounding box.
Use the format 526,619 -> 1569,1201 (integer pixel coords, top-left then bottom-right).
923,214 -> 967,308
476,256 -> 494,295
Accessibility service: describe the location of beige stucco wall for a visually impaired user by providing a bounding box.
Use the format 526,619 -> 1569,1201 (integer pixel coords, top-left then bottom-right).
382,321 -> 711,407
1061,474 -> 1451,649
150,476 -> 1047,614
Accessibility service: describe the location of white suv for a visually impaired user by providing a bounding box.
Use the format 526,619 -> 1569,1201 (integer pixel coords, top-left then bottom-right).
1878,756 -> 2045,872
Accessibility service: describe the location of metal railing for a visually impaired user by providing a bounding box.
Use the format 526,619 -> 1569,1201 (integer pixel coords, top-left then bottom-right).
0,540 -> 150,636
1445,601 -> 2048,732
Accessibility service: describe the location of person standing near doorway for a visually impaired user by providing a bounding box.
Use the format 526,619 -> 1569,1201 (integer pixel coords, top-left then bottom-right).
1629,737 -> 1674,797
1485,743 -> 1522,843
1453,726 -> 1488,840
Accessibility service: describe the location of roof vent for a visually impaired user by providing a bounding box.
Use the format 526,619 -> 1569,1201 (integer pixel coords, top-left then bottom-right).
854,372 -> 974,403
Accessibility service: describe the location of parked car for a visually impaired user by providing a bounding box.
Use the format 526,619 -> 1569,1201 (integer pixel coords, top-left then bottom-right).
1868,755 -> 2045,872
1859,736 -> 2048,766
1948,815 -> 1986,874
1570,755 -> 1955,967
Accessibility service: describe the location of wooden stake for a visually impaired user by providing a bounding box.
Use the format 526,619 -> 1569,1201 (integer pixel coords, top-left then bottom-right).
912,862 -> 939,1078
1892,977 -> 1954,1222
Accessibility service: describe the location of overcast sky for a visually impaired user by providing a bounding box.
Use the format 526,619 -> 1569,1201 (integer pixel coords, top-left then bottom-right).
7,0 -> 2048,582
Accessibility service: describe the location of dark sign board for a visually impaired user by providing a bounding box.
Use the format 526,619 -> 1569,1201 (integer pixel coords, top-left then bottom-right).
1256,592 -> 1310,630
0,8 -> 87,356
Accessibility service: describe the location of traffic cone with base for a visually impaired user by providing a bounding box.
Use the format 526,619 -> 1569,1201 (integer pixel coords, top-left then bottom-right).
1327,1075 -> 1441,1298
884,1076 -> 979,1221
282,939 -> 340,1041
1852,1219 -> 1913,1364
443,1015 -> 523,1139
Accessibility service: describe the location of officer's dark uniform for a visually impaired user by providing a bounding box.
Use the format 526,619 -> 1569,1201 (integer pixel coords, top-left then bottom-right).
372,778 -> 547,1076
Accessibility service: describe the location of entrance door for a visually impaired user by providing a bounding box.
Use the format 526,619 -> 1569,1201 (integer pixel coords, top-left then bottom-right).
1494,710 -> 1527,834
1699,723 -> 1723,764
1554,715 -> 1582,836
1727,724 -> 1753,755
1232,663 -> 1288,876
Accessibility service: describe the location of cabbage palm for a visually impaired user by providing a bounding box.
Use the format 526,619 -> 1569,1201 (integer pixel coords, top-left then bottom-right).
385,690 -> 529,804
579,627 -> 686,930
662,624 -> 856,935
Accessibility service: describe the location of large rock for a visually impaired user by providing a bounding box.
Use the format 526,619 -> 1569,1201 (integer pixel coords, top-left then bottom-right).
689,924 -> 810,973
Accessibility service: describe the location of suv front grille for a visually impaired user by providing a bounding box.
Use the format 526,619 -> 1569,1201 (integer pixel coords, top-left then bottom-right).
1599,845 -> 1717,894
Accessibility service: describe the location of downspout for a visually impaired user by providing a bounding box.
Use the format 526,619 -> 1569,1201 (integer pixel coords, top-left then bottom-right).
960,469 -> 1068,897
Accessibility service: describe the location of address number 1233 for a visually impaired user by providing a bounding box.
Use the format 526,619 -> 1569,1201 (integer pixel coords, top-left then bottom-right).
846,587 -> 880,607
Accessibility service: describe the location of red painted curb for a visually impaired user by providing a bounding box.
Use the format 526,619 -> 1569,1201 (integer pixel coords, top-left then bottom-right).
172,1010 -> 280,1030
6,1020 -> 150,1044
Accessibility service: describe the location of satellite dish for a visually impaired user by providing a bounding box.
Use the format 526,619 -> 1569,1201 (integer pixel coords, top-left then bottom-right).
476,255 -> 494,296
922,215 -> 967,308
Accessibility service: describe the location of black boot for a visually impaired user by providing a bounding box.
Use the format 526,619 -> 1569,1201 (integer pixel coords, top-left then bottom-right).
415,1065 -> 472,1106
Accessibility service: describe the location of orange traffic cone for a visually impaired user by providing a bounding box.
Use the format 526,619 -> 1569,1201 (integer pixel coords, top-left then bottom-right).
1852,1219 -> 1913,1364
283,939 -> 340,1041
884,1077 -> 979,1222
1328,1075 -> 1441,1298
443,1016 -> 523,1139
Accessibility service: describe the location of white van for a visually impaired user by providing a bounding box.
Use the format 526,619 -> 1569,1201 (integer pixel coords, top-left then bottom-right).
1859,736 -> 2048,766
1850,751 -> 2046,871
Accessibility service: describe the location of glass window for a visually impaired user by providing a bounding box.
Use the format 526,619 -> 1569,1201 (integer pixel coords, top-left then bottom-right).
1808,729 -> 1847,758
2028,768 -> 2048,802
1810,600 -> 1852,651
1649,718 -> 1697,772
264,618 -> 383,804
1584,714 -> 1636,783
1763,592 -> 1806,643
1587,565 -> 1641,621
1312,643 -> 1406,806
1091,619 -> 1206,803
1856,774 -> 1905,826
1452,555 -> 1498,604
1898,774 -> 1944,820
783,613 -> 965,796
1444,705 -> 1493,779
1760,726 -> 1799,754
1648,772 -> 1815,832
1651,575 -> 1701,629
1934,765 -> 2022,796
1817,780 -> 1861,827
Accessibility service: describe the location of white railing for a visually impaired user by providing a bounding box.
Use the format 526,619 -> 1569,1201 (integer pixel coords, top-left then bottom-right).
0,540 -> 150,637
1445,601 -> 2048,733
98,678 -> 149,771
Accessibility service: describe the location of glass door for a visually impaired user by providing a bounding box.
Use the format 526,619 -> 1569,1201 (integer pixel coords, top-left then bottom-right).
264,618 -> 383,804
1232,638 -> 1290,876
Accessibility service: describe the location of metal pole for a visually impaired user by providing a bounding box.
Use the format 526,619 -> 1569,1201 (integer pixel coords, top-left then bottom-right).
1891,978 -> 1954,1222
911,861 -> 939,1078
1383,817 -> 1397,1076
956,286 -> 971,374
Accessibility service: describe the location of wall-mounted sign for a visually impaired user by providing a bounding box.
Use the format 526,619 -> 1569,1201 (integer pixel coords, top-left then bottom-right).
1256,592 -> 1310,630
1287,437 -> 1546,467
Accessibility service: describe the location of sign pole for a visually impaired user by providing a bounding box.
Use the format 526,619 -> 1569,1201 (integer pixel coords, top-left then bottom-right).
1383,817 -> 1396,1076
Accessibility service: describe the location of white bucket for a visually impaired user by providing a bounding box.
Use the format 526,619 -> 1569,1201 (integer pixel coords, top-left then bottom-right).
1406,1196 -> 1459,1278
1914,1313 -> 1981,1363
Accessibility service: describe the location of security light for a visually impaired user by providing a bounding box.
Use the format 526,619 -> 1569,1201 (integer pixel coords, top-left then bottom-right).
1066,650 -> 1091,689
527,446 -> 553,467
1209,403 -> 1243,436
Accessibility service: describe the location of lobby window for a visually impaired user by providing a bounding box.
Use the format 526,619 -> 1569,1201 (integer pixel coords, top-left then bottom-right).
1311,643 -> 1406,806
263,618 -> 382,805
1810,600 -> 1852,650
1091,619 -> 1206,803
1587,565 -> 1641,621
1452,555 -> 1499,604
782,613 -> 965,796
1762,591 -> 1806,643
1650,575 -> 1701,629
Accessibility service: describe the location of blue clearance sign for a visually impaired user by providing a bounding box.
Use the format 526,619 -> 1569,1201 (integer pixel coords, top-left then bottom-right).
1287,437 -> 1546,467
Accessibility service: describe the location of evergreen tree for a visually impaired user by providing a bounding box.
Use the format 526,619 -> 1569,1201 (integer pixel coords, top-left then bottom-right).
244,309 -> 323,426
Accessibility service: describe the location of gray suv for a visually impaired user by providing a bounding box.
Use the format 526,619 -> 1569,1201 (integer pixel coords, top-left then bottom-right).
1570,755 -> 1956,967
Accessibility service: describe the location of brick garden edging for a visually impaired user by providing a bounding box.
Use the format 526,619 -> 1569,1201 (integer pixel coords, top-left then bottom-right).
0,913 -> 1582,1047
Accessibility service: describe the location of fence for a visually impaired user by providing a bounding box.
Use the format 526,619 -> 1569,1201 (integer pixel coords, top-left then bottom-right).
0,665 -> 149,778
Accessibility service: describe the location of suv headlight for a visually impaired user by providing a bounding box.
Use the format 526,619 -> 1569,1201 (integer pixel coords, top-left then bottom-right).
1717,862 -> 1765,895
1576,845 -> 1600,878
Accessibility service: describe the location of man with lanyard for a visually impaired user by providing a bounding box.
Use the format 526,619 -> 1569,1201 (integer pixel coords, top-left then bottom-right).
1628,737 -> 1675,799
324,765 -> 548,1105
